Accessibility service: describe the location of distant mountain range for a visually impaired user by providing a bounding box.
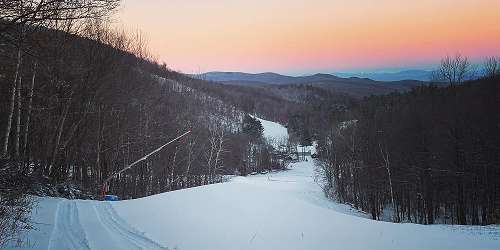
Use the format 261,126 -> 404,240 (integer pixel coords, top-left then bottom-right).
196,72 -> 347,85
335,70 -> 433,82
198,70 -> 432,83
195,71 -> 435,98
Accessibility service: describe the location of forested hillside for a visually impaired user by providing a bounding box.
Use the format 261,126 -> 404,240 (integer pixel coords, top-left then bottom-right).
314,73 -> 500,225
0,21 -> 303,196
0,2 -> 301,245
180,78 -> 355,125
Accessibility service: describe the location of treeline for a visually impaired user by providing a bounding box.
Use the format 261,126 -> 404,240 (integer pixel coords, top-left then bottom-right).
177,78 -> 302,124
284,85 -> 355,146
185,79 -> 356,148
316,59 -> 500,225
180,74 -> 354,127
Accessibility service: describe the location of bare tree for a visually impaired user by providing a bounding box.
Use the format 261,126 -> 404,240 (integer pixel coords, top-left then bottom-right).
23,62 -> 37,159
185,135 -> 198,176
212,127 -> 226,177
1,49 -> 21,159
433,53 -> 471,85
378,131 -> 396,222
14,74 -> 21,159
483,56 -> 500,78
0,0 -> 120,35
206,125 -> 219,177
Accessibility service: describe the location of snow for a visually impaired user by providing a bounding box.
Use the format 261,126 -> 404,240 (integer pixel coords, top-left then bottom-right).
9,198 -> 167,250
297,141 -> 318,155
338,119 -> 358,130
251,115 -> 288,148
9,118 -> 500,250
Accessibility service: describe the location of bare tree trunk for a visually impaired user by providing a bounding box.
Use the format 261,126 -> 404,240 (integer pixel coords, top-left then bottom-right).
380,141 -> 396,222
96,105 -> 102,182
23,62 -> 37,159
185,137 -> 196,176
15,76 -> 22,159
2,49 -> 22,158
213,128 -> 225,176
62,115 -> 86,150
49,95 -> 73,175
206,131 -> 216,177
170,145 -> 179,190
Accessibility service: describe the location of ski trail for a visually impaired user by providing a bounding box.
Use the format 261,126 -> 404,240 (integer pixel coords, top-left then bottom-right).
93,202 -> 169,250
47,199 -> 168,250
48,200 -> 91,250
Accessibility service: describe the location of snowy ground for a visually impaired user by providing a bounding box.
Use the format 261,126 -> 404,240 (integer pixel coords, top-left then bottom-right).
297,141 -> 317,155
9,118 -> 500,250
11,158 -> 500,250
251,115 -> 288,148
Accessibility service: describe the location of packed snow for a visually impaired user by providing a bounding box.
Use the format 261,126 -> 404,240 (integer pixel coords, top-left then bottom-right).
297,141 -> 317,155
251,115 -> 288,148
8,118 -> 500,250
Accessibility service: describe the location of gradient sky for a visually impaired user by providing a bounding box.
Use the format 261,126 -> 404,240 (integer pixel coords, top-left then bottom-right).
114,0 -> 500,75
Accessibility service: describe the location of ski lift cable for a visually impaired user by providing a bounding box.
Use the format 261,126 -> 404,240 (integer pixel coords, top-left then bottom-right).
103,130 -> 191,186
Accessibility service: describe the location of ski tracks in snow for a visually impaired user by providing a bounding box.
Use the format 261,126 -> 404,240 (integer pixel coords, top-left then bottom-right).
48,199 -> 168,250
48,199 -> 90,250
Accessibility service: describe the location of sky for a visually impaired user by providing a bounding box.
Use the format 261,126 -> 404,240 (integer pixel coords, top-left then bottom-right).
114,0 -> 500,75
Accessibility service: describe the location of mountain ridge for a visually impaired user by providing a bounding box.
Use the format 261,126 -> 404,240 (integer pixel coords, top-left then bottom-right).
335,69 -> 433,81
196,70 -> 431,83
194,71 -> 430,98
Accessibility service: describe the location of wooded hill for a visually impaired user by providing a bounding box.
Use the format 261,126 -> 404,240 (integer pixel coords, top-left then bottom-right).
0,22 -> 301,201
315,75 -> 500,225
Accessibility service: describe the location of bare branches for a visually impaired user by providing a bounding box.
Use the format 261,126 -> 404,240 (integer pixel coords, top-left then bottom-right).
0,0 -> 120,32
434,54 -> 500,82
432,53 -> 471,85
483,56 -> 500,78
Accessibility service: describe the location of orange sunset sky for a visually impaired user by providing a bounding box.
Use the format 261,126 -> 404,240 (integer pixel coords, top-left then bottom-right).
115,0 -> 500,75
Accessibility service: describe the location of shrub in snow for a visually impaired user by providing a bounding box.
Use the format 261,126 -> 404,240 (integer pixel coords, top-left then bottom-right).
0,160 -> 34,248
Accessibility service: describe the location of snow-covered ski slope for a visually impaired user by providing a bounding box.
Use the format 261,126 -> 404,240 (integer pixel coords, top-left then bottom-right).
9,198 -> 168,250
10,117 -> 500,250
251,115 -> 288,148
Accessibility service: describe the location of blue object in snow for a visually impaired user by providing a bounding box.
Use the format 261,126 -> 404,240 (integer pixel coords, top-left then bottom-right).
104,194 -> 119,201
